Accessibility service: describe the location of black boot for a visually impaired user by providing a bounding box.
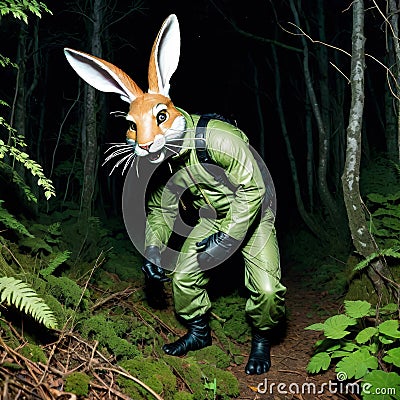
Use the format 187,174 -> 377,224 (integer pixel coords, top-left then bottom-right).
163,315 -> 212,356
245,330 -> 271,375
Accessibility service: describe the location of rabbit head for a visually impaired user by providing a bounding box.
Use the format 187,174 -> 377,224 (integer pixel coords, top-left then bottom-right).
64,14 -> 185,167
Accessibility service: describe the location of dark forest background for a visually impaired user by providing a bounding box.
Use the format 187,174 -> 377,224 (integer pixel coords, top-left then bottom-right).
1,1 -> 398,268
0,1 -> 399,398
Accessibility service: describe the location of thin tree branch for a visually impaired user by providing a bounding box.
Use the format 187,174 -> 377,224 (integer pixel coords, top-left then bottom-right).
208,0 -> 302,52
286,21 -> 400,101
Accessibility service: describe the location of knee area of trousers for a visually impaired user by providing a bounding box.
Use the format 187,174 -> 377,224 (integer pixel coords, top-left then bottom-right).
256,284 -> 285,301
172,272 -> 200,288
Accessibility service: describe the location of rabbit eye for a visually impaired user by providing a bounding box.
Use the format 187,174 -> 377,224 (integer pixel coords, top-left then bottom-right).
128,121 -> 137,132
156,110 -> 168,125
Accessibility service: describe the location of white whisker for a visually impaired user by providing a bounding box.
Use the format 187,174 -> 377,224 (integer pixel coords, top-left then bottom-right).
164,146 -> 180,156
166,136 -> 206,142
122,153 -> 136,175
104,143 -> 132,154
165,143 -> 196,149
109,152 -> 133,175
103,148 -> 133,165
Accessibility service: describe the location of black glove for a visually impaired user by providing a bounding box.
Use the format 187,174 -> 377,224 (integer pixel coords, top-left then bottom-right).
141,246 -> 171,282
196,231 -> 240,268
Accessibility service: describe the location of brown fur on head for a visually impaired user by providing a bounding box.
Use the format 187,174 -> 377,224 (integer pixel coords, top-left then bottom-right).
64,15 -> 185,164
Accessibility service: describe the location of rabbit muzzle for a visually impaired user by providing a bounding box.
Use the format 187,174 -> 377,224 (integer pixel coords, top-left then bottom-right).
134,133 -> 167,163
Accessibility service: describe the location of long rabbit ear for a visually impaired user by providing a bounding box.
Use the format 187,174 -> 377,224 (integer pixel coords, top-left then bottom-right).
64,48 -> 144,103
148,14 -> 180,96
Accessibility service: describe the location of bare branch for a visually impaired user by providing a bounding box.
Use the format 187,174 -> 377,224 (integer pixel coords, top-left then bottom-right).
286,21 -> 400,101
208,0 -> 302,52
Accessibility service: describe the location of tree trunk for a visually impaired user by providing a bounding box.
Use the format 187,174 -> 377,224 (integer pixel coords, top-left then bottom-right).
341,0 -> 390,300
332,49 -> 346,191
316,0 -> 330,152
79,0 -> 104,221
289,0 -> 339,226
387,0 -> 400,161
12,22 -> 27,143
271,44 -> 327,239
305,94 -> 314,211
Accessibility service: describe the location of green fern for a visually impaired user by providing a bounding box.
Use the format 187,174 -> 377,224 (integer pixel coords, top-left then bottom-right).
0,161 -> 37,203
40,250 -> 72,277
0,200 -> 33,237
353,247 -> 400,272
46,222 -> 62,237
1,141 -> 55,200
0,276 -> 58,329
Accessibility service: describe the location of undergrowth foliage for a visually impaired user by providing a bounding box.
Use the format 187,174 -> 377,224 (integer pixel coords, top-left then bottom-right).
0,0 -> 56,332
0,0 -> 51,23
0,276 -> 57,328
306,300 -> 400,399
304,158 -> 400,399
0,129 -> 56,202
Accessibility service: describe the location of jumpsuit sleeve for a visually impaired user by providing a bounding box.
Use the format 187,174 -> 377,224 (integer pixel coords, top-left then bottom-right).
208,127 -> 266,241
145,182 -> 179,250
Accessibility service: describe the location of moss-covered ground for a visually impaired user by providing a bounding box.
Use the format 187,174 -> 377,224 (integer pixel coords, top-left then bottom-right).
0,207 -> 397,399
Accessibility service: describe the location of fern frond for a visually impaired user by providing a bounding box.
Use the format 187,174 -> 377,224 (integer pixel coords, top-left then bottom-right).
353,248 -> 400,271
40,250 -> 71,277
0,200 -> 34,237
0,276 -> 58,329
388,161 -> 400,178
47,222 -> 62,236
0,161 -> 37,203
7,146 -> 55,199
0,138 -> 55,200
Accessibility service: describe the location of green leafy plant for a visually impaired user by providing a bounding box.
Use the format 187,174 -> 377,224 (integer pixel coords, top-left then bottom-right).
0,276 -> 57,329
352,247 -> 400,272
39,250 -> 71,277
306,300 -> 400,399
204,378 -> 217,400
0,2 -> 54,240
0,0 -> 52,23
367,191 -> 400,240
0,200 -> 33,237
0,135 -> 55,201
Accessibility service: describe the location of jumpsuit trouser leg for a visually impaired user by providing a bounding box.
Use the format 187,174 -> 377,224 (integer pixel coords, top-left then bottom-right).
171,209 -> 286,329
172,217 -> 219,320
241,209 -> 286,331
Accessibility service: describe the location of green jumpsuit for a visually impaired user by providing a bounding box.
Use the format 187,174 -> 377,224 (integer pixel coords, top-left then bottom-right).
145,108 -> 286,331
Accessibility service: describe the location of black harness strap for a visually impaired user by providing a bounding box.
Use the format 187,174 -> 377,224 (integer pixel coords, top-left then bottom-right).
194,115 -> 237,192
194,115 -> 211,163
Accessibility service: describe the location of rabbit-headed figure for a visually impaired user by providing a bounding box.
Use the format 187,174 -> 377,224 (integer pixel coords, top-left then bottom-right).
65,14 -> 286,376
64,14 -> 185,168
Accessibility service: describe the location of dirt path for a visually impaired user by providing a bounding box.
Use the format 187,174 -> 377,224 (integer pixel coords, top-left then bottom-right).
229,267 -> 344,400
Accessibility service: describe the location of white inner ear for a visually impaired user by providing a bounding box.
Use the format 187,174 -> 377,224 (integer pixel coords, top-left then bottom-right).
154,15 -> 181,96
64,49 -> 136,103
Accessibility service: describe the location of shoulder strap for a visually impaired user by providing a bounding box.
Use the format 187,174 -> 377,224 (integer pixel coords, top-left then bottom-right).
194,115 -> 236,191
195,115 -> 212,163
